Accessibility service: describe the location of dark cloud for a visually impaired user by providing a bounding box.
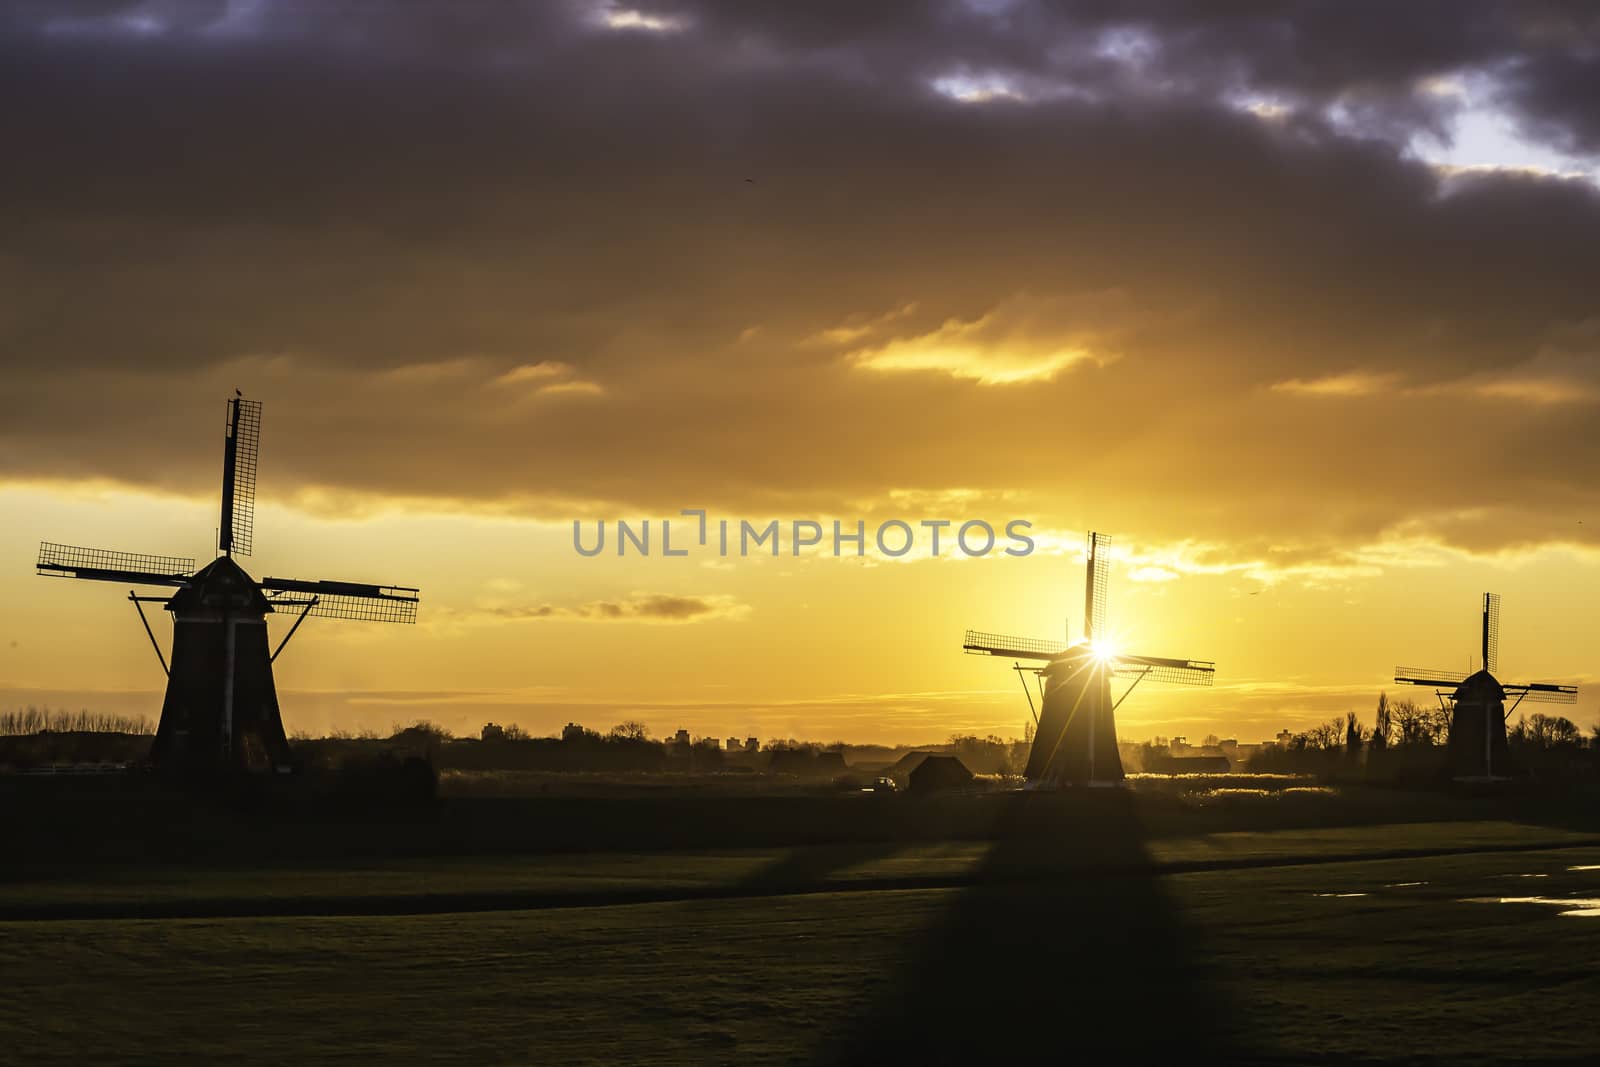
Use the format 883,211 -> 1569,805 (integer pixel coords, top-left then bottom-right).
3,1 -> 1600,562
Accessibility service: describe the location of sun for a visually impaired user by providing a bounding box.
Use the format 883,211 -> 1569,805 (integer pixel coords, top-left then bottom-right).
1090,637 -> 1120,662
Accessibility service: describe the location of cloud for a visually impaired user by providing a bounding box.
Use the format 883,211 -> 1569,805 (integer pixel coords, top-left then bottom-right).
493,361 -> 574,385
846,295 -> 1119,385
474,593 -> 750,624
492,361 -> 605,396
2,0 -> 1600,568
1271,372 -> 1400,398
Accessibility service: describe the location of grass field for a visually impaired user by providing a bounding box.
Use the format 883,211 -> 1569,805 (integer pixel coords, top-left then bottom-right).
7,786 -> 1600,1064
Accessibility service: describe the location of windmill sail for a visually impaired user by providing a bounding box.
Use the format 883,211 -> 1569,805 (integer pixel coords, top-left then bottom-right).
219,395 -> 261,557
962,630 -> 1068,661
1114,653 -> 1216,686
36,542 -> 195,587
1482,592 -> 1500,675
261,576 -> 420,623
1084,532 -> 1109,641
1506,682 -> 1578,704
1394,666 -> 1470,687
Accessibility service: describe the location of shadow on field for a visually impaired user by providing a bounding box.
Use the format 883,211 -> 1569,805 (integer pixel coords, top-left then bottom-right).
734,840 -> 912,893
823,790 -> 1240,1063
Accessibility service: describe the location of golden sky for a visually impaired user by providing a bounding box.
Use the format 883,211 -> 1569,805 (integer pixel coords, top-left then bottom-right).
3,2 -> 1598,744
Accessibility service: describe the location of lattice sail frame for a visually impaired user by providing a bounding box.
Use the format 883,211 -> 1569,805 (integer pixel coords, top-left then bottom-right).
1507,685 -> 1579,705
37,542 -> 195,584
226,397 -> 262,556
1085,532 -> 1110,641
1395,666 -> 1470,687
1114,658 -> 1216,687
1482,592 -> 1500,676
262,577 -> 419,624
962,630 -> 1069,660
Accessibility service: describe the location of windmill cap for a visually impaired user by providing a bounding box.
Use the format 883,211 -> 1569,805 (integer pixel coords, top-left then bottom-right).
167,556 -> 272,614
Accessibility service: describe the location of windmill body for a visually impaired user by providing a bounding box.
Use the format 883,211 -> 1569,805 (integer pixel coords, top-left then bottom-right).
36,394 -> 420,776
1025,647 -> 1120,783
154,556 -> 291,773
1444,670 -> 1508,780
964,532 -> 1214,787
1394,593 -> 1577,780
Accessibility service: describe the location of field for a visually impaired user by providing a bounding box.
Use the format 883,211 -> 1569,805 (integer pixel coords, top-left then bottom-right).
7,778 -> 1600,1064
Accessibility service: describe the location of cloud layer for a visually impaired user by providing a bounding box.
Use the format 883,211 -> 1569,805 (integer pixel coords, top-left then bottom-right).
4,1 -> 1600,570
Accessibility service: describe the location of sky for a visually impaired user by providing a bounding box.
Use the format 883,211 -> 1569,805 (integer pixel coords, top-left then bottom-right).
3,0 -> 1599,745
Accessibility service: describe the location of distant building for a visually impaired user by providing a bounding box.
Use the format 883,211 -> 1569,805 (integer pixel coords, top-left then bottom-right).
701,736 -> 720,750
561,722 -> 586,741
1275,729 -> 1294,746
908,754 -> 975,793
726,736 -> 743,752
673,728 -> 691,745
745,736 -> 760,752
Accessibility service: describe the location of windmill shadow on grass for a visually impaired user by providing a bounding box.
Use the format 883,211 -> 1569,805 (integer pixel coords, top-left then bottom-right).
733,839 -> 916,896
823,789 -> 1241,1062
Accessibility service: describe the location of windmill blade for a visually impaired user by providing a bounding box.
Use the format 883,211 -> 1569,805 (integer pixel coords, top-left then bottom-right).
36,542 -> 194,587
1084,531 -> 1110,641
1482,592 -> 1500,675
962,629 -> 1066,661
219,395 -> 262,556
261,576 -> 419,623
1505,682 -> 1579,705
1395,666 -> 1469,688
1115,652 -> 1215,686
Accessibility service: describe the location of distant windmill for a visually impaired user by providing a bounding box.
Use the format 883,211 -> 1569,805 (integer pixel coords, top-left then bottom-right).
963,532 -> 1215,786
1394,592 -> 1577,779
36,393 -> 420,774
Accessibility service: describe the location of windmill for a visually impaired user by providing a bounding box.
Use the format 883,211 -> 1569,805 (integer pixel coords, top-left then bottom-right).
1394,592 -> 1577,779
963,532 -> 1215,786
36,392 -> 420,775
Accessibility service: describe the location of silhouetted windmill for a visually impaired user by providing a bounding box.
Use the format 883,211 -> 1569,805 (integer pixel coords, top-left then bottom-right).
36,393 -> 420,774
1395,592 -> 1576,779
963,532 -> 1215,786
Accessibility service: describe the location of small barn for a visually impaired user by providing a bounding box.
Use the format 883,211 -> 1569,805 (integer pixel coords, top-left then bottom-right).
907,754 -> 974,793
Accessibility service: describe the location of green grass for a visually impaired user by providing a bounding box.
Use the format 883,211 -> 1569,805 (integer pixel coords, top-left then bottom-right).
8,818 -> 1600,1063
4,819 -> 1595,917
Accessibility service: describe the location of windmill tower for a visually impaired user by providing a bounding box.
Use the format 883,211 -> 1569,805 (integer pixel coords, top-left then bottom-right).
1394,592 -> 1577,779
36,393 -> 421,775
963,532 -> 1215,786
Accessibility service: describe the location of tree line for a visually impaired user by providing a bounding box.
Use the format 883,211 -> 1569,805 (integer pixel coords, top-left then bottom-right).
1246,692 -> 1599,782
0,706 -> 156,736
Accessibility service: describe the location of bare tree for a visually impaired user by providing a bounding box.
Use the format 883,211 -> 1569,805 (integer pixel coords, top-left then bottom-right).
1304,718 -> 1344,750
609,720 -> 651,741
1390,699 -> 1444,745
1371,692 -> 1390,751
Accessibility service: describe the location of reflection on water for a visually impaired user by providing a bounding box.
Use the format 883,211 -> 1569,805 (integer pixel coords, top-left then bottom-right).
1568,865 -> 1600,872
1463,896 -> 1600,918
1312,892 -> 1368,898
1494,873 -> 1549,879
1384,881 -> 1427,888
